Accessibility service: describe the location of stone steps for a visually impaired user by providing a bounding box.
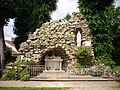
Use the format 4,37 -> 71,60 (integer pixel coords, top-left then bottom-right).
31,73 -> 114,81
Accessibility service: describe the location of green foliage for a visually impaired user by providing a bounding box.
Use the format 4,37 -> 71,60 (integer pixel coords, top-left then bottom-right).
112,66 -> 120,73
13,60 -> 24,65
78,0 -> 115,66
110,6 -> 120,65
1,61 -> 30,81
4,47 -> 16,64
0,0 -> 20,70
20,67 -> 30,81
0,0 -> 58,49
64,13 -> 71,20
4,47 -> 12,63
13,59 -> 32,65
0,87 -> 68,90
1,68 -> 16,80
0,0 -> 17,25
78,0 -> 114,15
112,86 -> 120,89
13,0 -> 58,49
75,63 -> 84,68
75,46 -> 92,65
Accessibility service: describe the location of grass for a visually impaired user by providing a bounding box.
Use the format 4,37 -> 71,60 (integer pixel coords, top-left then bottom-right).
0,87 -> 68,90
112,86 -> 120,89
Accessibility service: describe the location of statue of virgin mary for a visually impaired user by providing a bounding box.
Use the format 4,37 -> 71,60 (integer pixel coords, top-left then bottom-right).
77,31 -> 81,47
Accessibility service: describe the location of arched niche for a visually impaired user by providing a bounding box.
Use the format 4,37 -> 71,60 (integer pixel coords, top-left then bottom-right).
39,47 -> 71,71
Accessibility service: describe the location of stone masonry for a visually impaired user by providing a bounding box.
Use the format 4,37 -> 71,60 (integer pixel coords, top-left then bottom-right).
19,12 -> 94,67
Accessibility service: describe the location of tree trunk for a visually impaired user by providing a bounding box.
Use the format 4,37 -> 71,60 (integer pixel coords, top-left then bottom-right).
0,17 -> 5,76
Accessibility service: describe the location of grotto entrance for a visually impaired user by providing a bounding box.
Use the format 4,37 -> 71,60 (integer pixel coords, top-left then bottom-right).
44,55 -> 63,71
40,47 -> 71,72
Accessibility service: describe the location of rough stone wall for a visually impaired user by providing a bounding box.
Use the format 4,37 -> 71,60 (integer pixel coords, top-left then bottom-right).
19,12 -> 93,66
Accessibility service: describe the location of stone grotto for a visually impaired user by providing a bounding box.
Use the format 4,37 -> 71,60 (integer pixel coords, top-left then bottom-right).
18,12 -> 94,71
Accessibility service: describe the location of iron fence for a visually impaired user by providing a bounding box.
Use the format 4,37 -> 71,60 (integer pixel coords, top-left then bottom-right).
28,65 -> 92,79
29,65 -> 45,77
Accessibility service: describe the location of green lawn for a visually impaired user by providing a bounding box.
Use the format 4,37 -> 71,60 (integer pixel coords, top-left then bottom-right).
112,86 -> 120,89
0,87 -> 68,90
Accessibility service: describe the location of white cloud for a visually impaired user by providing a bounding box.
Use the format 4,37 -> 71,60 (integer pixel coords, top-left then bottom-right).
51,0 -> 78,20
114,0 -> 120,6
4,19 -> 16,41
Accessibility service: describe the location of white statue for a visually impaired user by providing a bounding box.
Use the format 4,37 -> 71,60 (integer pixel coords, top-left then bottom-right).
77,31 -> 81,47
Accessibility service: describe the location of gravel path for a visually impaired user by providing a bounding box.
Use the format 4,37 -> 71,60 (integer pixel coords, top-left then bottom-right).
0,81 -> 120,90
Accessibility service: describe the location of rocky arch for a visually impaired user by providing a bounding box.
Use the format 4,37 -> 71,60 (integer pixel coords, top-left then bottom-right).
39,47 -> 72,67
19,12 -> 93,66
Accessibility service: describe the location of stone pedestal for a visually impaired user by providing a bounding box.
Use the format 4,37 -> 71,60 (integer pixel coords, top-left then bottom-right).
44,56 -> 63,71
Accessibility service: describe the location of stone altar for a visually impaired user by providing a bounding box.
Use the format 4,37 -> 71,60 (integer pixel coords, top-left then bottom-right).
44,55 -> 63,71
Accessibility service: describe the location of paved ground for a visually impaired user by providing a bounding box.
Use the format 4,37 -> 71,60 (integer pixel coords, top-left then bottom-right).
0,75 -> 120,90
0,81 -> 120,90
31,73 -> 114,81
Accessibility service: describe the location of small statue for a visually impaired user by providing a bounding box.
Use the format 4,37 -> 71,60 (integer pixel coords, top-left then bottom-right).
77,31 -> 81,47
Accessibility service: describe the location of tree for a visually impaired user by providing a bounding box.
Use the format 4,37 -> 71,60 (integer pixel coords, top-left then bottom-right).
109,6 -> 120,65
13,0 -> 58,49
0,0 -> 58,73
4,47 -> 16,64
78,0 -> 115,66
0,0 -> 17,72
64,13 -> 71,20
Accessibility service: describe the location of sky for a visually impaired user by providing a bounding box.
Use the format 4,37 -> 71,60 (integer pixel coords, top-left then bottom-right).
4,0 -> 120,41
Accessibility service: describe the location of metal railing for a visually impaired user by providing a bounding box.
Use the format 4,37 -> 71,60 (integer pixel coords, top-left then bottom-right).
28,65 -> 91,79
29,65 -> 45,77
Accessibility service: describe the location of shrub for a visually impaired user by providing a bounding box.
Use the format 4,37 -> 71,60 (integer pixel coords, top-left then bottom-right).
20,67 -> 30,81
1,68 -> 16,80
75,63 -> 84,68
75,46 -> 93,66
1,65 -> 30,81
13,60 -> 24,65
113,66 -> 120,73
0,60 -> 33,81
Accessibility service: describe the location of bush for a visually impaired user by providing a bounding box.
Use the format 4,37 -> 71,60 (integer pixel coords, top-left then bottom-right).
20,67 -> 30,81
75,46 -> 93,66
75,63 -> 84,68
113,66 -> 120,73
13,60 -> 24,65
1,65 -> 30,81
0,59 -> 32,81
1,68 -> 16,80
